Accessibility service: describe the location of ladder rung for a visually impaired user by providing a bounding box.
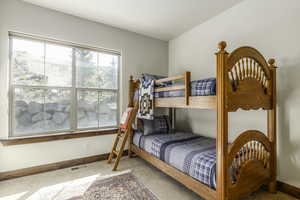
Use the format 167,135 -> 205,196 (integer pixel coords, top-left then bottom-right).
118,134 -> 124,138
113,150 -> 119,156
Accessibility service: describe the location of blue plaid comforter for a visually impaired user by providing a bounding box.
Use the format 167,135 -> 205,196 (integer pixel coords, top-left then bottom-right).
133,132 -> 217,189
155,77 -> 216,98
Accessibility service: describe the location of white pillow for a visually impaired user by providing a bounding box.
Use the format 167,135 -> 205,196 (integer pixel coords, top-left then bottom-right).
120,107 -> 133,129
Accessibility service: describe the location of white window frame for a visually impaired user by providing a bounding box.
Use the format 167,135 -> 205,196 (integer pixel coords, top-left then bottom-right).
8,32 -> 120,137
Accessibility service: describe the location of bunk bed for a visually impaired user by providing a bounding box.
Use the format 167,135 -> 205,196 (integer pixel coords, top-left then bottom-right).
127,41 -> 277,200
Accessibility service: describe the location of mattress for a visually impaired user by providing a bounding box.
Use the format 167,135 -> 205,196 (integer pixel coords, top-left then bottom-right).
133,131 -> 217,189
154,77 -> 216,98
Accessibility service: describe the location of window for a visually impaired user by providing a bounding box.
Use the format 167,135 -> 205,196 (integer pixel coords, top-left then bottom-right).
9,33 -> 120,137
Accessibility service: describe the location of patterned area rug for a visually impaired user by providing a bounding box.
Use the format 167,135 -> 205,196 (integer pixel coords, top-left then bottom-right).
26,171 -> 158,200
55,171 -> 158,200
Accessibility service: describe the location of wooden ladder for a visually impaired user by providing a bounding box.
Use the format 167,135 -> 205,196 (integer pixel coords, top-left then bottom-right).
107,103 -> 138,171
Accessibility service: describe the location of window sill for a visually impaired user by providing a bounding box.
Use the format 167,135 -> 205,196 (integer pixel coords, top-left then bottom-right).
0,128 -> 118,146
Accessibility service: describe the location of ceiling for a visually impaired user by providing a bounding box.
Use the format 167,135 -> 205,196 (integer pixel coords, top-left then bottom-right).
23,0 -> 243,41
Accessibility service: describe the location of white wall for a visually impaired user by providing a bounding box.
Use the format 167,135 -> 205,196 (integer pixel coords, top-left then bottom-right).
169,0 -> 300,187
0,0 -> 168,172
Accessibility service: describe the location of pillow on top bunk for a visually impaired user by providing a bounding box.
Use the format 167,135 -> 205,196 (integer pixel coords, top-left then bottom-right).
138,115 -> 170,135
141,73 -> 172,87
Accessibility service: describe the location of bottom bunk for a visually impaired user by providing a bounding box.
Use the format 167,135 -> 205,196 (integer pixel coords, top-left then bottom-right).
132,145 -> 217,199
132,131 -> 217,199
131,130 -> 273,200
133,132 -> 217,188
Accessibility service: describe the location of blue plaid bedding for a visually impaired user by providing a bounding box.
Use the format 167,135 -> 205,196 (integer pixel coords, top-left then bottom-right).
155,77 -> 216,98
133,131 -> 217,189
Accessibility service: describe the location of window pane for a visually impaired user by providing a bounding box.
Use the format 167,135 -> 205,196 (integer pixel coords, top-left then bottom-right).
12,38 -> 45,85
14,87 -> 45,135
76,49 -> 98,88
45,44 -> 72,86
45,88 -> 71,131
10,36 -> 119,137
99,53 -> 118,89
99,91 -> 117,127
77,90 -> 98,128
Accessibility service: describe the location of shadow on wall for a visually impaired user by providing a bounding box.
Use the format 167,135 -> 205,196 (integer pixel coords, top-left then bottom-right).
174,108 -> 193,132
277,59 -> 300,185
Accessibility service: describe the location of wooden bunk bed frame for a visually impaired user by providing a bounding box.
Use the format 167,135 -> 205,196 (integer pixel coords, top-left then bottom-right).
127,41 -> 277,200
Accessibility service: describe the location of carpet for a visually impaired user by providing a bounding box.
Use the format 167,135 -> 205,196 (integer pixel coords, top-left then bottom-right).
38,171 -> 159,200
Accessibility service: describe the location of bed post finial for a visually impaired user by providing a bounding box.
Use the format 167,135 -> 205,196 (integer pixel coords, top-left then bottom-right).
268,58 -> 277,68
218,41 -> 227,51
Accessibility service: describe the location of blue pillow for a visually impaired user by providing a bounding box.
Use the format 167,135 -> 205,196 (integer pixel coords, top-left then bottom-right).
139,115 -> 170,135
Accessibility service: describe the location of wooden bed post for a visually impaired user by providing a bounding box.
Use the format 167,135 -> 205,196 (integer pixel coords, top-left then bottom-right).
216,41 -> 229,200
184,71 -> 191,105
128,75 -> 135,107
128,75 -> 134,158
267,59 -> 277,193
168,108 -> 176,132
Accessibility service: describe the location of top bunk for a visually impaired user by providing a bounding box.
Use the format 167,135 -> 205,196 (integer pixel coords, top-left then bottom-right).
129,41 -> 277,111
153,72 -> 216,109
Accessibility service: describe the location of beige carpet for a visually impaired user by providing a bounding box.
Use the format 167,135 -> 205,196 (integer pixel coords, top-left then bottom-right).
0,158 -> 296,200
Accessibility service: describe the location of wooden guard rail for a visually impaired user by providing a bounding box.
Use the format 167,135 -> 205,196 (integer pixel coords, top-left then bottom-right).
154,71 -> 191,105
